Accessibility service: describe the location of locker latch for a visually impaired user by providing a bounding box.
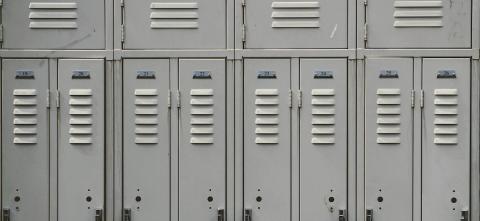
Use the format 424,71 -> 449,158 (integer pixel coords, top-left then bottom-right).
123,208 -> 131,221
244,208 -> 252,221
95,209 -> 103,221
339,209 -> 347,221
217,208 -> 225,221
366,209 -> 373,221
2,208 -> 10,221
461,210 -> 469,221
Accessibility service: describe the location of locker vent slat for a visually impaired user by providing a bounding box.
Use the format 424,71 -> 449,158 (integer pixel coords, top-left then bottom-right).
150,2 -> 199,29
28,2 -> 78,29
311,89 -> 336,144
12,89 -> 38,144
134,89 -> 159,144
433,89 -> 458,144
271,1 -> 320,28
376,88 -> 401,144
393,1 -> 443,27
255,89 -> 279,144
190,89 -> 215,144
69,89 -> 93,144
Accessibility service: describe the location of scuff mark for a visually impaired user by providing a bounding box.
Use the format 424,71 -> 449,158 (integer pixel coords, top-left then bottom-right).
330,24 -> 338,39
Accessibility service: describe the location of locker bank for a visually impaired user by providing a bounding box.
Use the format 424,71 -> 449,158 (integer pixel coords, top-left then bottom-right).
0,0 -> 479,221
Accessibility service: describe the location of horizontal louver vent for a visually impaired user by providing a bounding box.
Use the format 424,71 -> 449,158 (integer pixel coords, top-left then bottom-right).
13,89 -> 38,144
29,2 -> 78,29
190,89 -> 214,144
393,1 -> 443,27
69,89 -> 93,144
134,89 -> 159,144
376,88 -> 402,144
150,2 -> 199,29
255,89 -> 279,144
433,89 -> 458,144
271,1 -> 320,28
311,89 -> 336,144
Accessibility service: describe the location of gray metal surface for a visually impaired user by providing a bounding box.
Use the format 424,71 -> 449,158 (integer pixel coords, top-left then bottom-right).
244,0 -> 347,49
57,59 -> 105,221
178,59 -> 226,221
365,58 -> 414,221
299,59 -> 348,221
2,0 -> 106,49
1,59 -> 50,221
123,0 -> 226,49
243,59 -> 291,221
422,58 -> 471,221
122,59 -> 171,221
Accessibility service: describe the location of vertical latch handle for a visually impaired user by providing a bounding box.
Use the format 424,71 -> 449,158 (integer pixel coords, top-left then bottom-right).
2,208 -> 10,221
244,208 -> 252,221
461,210 -> 469,221
339,209 -> 346,221
366,209 -> 373,221
217,208 -> 225,221
123,208 -> 131,221
95,209 -> 103,221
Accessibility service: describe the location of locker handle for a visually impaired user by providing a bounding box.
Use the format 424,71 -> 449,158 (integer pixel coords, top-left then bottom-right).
461,210 -> 469,221
366,209 -> 373,221
2,208 -> 10,221
244,208 -> 252,221
123,208 -> 131,221
95,209 -> 103,221
339,209 -> 347,221
217,208 -> 225,221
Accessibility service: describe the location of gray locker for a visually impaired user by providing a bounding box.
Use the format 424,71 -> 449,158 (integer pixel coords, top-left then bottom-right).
244,59 -> 291,221
422,58 -> 470,221
178,59 -> 226,221
366,0 -> 471,48
244,0 -> 347,49
2,0 -> 106,49
123,59 -> 171,221
299,59 -> 347,221
1,59 -> 50,221
57,59 -> 105,221
365,58 -> 414,221
123,0 -> 226,49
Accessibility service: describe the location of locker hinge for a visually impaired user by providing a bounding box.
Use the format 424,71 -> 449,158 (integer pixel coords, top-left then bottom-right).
461,210 -> 469,221
411,90 -> 415,108
120,0 -> 124,7
167,90 -> 172,108
288,90 -> 292,108
0,24 -> 4,43
363,23 -> 368,42
217,208 -> 225,221
420,90 -> 424,108
2,208 -> 10,221
366,209 -> 373,221
297,90 -> 302,108
241,0 -> 246,44
95,209 -> 103,221
46,89 -> 50,109
121,24 -> 125,43
176,91 -> 181,108
242,24 -> 247,44
364,0 -> 368,6
0,0 -> 3,7
244,209 -> 252,221
339,209 -> 347,221
123,208 -> 131,221
55,90 -> 60,108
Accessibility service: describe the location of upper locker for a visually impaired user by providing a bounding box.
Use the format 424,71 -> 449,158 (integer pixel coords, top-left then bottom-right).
57,59 -> 105,221
244,0 -> 348,49
366,0 -> 471,48
2,0 -> 106,49
123,0 -> 226,49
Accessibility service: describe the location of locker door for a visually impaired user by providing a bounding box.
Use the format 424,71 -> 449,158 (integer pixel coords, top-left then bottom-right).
244,59 -> 291,221
245,0 -> 347,49
124,0 -> 226,49
1,59 -> 50,221
422,58 -> 470,221
2,0 -> 105,49
57,59 -> 105,221
365,58 -> 414,221
366,0 -> 471,48
178,59 -> 226,220
299,59 -> 347,221
123,59 -> 170,221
